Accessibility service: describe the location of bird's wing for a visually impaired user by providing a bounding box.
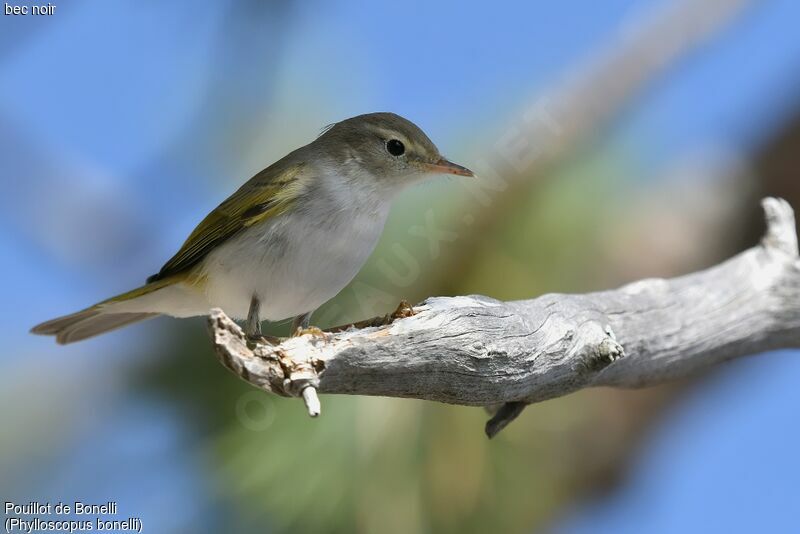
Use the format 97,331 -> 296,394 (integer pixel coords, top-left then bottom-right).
147,161 -> 307,283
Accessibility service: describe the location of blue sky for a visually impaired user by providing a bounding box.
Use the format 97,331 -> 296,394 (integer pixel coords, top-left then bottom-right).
556,350 -> 800,534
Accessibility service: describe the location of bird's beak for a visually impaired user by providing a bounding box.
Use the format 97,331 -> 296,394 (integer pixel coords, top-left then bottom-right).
422,157 -> 474,177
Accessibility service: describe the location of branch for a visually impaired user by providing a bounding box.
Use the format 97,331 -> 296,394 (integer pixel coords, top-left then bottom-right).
208,198 -> 800,437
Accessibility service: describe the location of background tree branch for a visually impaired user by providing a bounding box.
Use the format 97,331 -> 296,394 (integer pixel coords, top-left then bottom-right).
209,198 -> 800,437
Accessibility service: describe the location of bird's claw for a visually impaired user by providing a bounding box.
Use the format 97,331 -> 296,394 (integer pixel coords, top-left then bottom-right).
293,325 -> 326,339
246,333 -> 263,343
391,300 -> 416,320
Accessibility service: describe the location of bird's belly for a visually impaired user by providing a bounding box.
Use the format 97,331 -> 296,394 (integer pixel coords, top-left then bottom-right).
200,209 -> 387,321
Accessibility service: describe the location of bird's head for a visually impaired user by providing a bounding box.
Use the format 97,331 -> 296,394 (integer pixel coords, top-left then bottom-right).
313,112 -> 473,193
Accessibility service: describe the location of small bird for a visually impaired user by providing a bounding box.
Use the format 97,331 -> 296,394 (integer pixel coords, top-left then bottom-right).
32,112 -> 473,344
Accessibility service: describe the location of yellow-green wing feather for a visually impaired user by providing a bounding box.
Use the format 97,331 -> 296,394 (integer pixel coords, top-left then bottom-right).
147,162 -> 306,283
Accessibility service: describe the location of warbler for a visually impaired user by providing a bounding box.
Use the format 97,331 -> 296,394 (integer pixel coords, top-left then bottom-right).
32,112 -> 473,344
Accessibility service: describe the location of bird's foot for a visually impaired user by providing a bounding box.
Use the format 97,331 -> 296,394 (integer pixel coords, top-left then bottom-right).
244,324 -> 263,344
246,333 -> 263,343
391,299 -> 416,320
245,332 -> 281,346
292,325 -> 326,339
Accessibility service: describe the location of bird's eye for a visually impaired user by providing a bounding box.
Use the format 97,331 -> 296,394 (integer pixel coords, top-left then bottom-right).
386,139 -> 405,156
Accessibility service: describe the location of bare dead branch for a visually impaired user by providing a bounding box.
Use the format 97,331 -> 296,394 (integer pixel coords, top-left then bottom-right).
209,198 -> 800,437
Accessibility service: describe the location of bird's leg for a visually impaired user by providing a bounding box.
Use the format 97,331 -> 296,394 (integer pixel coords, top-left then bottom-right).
291,311 -> 312,332
245,294 -> 262,339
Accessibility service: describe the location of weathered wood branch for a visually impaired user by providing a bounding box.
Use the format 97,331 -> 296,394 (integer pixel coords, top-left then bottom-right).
209,198 -> 800,437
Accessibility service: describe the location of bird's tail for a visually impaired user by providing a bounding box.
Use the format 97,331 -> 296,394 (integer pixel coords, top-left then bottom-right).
31,277 -> 178,344
31,309 -> 158,345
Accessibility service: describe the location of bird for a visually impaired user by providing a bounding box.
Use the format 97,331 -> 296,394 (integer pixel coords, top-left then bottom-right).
32,112 -> 473,344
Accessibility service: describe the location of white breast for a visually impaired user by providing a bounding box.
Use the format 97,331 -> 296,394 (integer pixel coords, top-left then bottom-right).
199,174 -> 392,321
